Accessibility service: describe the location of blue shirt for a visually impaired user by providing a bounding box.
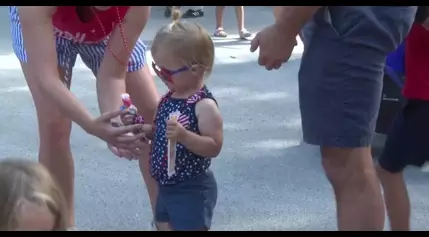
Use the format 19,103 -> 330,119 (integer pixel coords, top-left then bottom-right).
386,42 -> 405,75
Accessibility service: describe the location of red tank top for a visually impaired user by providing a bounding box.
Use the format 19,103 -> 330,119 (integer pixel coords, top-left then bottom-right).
52,6 -> 130,44
403,23 -> 429,100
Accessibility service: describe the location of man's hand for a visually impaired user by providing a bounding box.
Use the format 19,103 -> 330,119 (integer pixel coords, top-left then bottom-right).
250,23 -> 297,70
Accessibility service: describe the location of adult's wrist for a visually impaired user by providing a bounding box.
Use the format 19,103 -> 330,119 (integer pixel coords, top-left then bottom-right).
80,115 -> 97,135
274,6 -> 322,37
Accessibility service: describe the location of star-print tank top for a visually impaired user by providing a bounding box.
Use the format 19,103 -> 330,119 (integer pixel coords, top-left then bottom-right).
150,86 -> 217,185
52,6 -> 130,44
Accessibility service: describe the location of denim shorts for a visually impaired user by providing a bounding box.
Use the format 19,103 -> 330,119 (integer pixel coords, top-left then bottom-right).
9,6 -> 147,80
155,169 -> 217,231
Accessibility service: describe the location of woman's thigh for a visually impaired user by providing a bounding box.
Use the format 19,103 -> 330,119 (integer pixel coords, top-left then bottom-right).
9,6 -> 77,135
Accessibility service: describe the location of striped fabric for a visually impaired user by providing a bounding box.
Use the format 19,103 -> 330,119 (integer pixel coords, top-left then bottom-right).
8,6 -> 147,78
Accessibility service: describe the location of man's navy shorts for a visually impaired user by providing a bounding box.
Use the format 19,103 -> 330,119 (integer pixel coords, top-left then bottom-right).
299,7 -> 415,148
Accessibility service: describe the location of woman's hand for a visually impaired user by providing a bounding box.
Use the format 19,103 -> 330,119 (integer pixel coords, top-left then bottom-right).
86,110 -> 146,149
108,142 -> 148,161
120,110 -> 138,126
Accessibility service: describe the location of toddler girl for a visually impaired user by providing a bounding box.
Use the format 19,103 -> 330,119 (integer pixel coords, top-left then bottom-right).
123,8 -> 223,231
0,159 -> 67,231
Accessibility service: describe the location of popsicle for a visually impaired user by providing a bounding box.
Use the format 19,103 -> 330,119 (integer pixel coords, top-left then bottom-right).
121,93 -> 137,114
120,93 -> 144,136
167,111 -> 180,177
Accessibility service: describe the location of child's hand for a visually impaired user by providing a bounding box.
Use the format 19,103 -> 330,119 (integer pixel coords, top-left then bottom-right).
166,119 -> 186,141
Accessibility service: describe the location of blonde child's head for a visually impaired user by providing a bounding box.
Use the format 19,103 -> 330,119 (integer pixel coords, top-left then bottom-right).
151,7 -> 215,92
0,159 -> 67,231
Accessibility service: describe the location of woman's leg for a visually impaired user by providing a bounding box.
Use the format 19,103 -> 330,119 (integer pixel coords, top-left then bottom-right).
234,6 -> 252,39
21,64 -> 76,227
125,66 -> 159,215
215,6 -> 225,29
9,6 -> 77,228
214,6 -> 228,37
77,39 -> 159,221
235,6 -> 245,31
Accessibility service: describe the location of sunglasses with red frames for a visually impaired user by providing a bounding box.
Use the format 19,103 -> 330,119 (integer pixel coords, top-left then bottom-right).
151,61 -> 190,83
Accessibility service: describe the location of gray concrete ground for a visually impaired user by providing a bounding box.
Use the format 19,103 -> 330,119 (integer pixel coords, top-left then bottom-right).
0,6 -> 428,231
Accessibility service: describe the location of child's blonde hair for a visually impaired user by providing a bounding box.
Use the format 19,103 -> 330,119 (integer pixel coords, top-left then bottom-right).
152,7 -> 215,77
0,159 -> 67,231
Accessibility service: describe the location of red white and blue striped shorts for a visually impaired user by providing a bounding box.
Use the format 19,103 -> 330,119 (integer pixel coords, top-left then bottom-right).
9,6 -> 147,77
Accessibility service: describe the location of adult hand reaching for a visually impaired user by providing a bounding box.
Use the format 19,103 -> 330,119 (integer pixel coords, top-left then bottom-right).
107,108 -> 150,160
108,141 -> 148,161
86,110 -> 146,150
250,23 -> 297,70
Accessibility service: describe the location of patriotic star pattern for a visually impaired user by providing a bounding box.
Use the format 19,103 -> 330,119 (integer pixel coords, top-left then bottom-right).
150,85 -> 217,185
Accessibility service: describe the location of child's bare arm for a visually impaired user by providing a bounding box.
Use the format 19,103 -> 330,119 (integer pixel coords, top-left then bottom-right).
142,104 -> 160,140
178,99 -> 223,158
142,124 -> 154,140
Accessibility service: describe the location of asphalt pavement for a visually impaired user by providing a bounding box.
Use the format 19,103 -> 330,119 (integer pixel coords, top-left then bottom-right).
0,6 -> 428,231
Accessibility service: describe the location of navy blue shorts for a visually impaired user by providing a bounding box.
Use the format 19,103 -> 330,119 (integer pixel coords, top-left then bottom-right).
155,169 -> 217,231
299,7 -> 414,148
378,100 -> 429,173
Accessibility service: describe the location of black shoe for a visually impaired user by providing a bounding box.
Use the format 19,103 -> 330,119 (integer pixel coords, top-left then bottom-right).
164,7 -> 172,18
182,9 -> 204,18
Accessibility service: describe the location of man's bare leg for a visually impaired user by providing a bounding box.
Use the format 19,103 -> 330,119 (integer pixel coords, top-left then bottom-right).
321,147 -> 385,230
377,166 -> 410,230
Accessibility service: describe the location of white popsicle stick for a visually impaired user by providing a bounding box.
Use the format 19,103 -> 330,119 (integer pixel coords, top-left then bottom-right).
167,112 -> 180,177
